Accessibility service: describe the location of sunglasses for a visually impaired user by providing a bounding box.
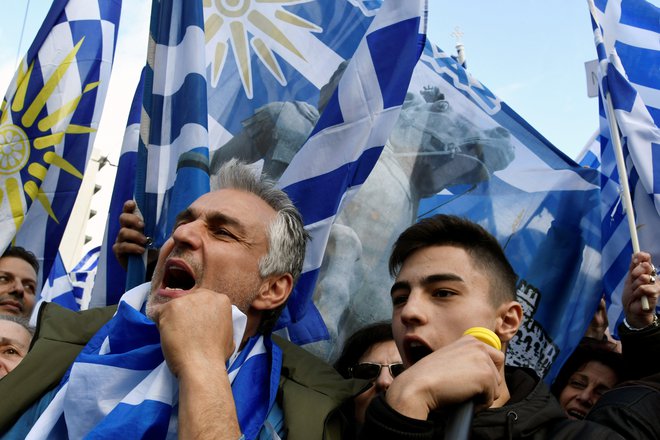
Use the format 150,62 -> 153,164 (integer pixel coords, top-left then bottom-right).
348,362 -> 405,380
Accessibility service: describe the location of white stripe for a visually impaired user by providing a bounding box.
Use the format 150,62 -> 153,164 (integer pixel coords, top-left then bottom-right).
277,107 -> 401,187
65,0 -> 101,20
338,43 -> 384,122
152,26 -> 206,96
25,383 -> 69,440
633,82 -> 660,112
145,123 -> 209,193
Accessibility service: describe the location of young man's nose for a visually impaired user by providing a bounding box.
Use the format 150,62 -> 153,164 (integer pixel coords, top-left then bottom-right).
400,292 -> 428,325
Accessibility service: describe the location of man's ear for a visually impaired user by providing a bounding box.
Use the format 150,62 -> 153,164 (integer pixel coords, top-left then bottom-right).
494,300 -> 523,344
251,273 -> 294,311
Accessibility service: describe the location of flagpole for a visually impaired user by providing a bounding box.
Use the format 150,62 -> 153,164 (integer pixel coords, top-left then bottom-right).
602,90 -> 649,310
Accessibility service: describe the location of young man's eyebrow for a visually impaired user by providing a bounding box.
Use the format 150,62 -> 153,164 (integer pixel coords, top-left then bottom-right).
390,280 -> 410,296
422,273 -> 464,285
390,273 -> 464,296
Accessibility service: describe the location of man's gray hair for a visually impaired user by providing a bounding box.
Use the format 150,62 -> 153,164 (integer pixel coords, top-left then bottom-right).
0,314 -> 35,337
215,159 -> 309,284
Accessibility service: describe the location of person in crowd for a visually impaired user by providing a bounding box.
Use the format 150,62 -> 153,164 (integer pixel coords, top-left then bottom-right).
581,251 -> 660,439
359,214 -> 626,439
0,314 -> 33,379
551,250 -> 660,421
0,246 -> 39,318
585,372 -> 660,440
615,251 -> 660,379
0,160 -> 364,440
551,338 -> 625,420
334,322 -> 403,436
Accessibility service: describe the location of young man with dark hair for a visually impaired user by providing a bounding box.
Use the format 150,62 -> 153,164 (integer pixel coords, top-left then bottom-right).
360,214 -> 624,439
0,246 -> 39,317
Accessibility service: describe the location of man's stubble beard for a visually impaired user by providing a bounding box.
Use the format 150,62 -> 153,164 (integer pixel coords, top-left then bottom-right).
145,258 -> 262,321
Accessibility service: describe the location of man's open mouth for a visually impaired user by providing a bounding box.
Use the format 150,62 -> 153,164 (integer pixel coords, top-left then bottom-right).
162,261 -> 196,291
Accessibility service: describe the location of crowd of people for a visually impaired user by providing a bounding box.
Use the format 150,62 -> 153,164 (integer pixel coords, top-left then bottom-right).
0,160 -> 658,439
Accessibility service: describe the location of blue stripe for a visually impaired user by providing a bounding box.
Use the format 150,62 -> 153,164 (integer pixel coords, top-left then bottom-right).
151,0 -> 204,46
309,92 -> 344,138
594,0 -> 608,14
614,41 -> 660,90
654,142 -> 660,193
620,0 -> 660,33
148,73 -> 209,146
607,64 -> 637,112
89,400 -> 172,438
284,147 -> 383,225
24,0 -> 68,62
367,18 -> 422,109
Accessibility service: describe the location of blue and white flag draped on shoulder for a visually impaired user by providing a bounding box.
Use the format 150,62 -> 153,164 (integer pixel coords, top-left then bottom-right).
26,283 -> 280,440
0,0 -> 121,284
587,0 -> 660,334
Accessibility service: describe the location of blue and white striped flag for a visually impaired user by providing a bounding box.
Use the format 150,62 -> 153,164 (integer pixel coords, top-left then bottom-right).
135,0 -> 211,253
0,0 -> 121,285
373,40 -> 604,382
275,1 -> 427,343
587,0 -> 660,334
38,246 -> 101,312
27,283 -> 279,439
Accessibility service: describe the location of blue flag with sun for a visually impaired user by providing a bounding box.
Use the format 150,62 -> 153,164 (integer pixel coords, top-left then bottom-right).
0,0 -> 121,282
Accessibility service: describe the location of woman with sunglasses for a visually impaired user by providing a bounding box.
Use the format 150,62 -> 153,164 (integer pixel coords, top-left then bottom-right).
334,322 -> 404,436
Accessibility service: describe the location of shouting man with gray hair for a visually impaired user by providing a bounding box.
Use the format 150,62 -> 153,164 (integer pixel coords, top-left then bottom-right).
0,160 -> 363,440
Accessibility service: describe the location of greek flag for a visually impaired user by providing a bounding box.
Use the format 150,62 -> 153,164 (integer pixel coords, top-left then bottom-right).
587,0 -> 660,333
26,283 -> 279,439
134,0 -> 211,254
0,0 -> 121,285
275,1 -> 427,343
38,247 -> 101,312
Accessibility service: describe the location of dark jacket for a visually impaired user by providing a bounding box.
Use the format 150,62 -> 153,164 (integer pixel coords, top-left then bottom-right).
360,366 -> 624,439
618,319 -> 660,379
0,302 -> 366,440
586,372 -> 660,440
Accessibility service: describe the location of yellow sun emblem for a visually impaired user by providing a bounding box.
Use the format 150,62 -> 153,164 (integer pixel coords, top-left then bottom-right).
0,37 -> 97,236
204,0 -> 322,98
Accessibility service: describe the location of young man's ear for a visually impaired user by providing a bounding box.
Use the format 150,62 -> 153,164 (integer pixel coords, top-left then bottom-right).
495,301 -> 523,344
251,273 -> 293,311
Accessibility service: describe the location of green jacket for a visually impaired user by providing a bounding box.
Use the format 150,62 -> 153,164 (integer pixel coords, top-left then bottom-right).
0,303 -> 366,439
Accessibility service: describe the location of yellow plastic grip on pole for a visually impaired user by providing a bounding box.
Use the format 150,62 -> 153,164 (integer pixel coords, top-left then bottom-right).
463,327 -> 501,351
